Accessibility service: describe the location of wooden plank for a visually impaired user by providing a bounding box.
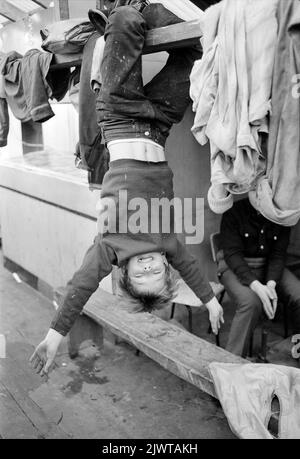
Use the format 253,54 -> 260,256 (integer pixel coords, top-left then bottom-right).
82,288 -> 247,399
50,19 -> 202,69
0,350 -> 70,439
0,382 -> 41,439
51,53 -> 82,69
144,19 -> 202,54
0,0 -> 24,22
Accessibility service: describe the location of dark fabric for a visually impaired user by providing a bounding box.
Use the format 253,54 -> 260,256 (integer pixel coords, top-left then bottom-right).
51,159 -> 214,336
97,5 -> 200,145
100,118 -> 167,147
78,32 -> 109,189
40,18 -> 96,54
221,266 -> 264,357
50,234 -> 115,336
46,65 -> 71,102
219,198 -> 291,286
221,266 -> 300,356
0,98 -> 9,147
0,50 -> 69,123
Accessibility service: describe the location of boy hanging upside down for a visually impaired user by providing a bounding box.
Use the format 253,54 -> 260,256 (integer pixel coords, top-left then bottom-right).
30,1 -> 224,376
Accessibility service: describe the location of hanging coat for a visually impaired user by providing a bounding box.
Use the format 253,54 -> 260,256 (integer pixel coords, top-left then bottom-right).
190,0 -> 278,200
249,0 -> 300,227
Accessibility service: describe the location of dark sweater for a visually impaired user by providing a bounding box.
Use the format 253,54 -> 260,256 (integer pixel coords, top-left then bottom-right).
51,160 -> 214,336
219,198 -> 291,286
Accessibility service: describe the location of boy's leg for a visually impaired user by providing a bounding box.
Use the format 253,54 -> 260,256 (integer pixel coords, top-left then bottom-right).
97,3 -> 187,125
144,47 -> 200,132
143,3 -> 201,132
97,6 -> 155,122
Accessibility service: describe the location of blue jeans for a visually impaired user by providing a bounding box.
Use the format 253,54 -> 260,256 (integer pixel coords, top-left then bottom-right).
96,5 -> 200,147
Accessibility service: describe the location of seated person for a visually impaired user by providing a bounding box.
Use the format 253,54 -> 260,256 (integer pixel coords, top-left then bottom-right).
279,221 -> 300,347
217,196 -> 300,357
30,1 -> 224,376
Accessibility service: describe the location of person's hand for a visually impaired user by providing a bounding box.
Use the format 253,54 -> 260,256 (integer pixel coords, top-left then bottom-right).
29,328 -> 63,377
205,296 -> 225,335
267,280 -> 278,317
250,280 -> 276,319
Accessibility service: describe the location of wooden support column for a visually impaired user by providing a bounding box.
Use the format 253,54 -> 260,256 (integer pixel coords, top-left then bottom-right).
54,0 -> 70,20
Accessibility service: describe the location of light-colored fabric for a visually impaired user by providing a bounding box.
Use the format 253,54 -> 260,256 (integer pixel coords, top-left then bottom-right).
207,184 -> 233,214
148,0 -> 204,21
209,362 -> 300,439
90,35 -> 106,93
190,0 -> 278,202
248,0 -> 300,227
107,138 -> 165,162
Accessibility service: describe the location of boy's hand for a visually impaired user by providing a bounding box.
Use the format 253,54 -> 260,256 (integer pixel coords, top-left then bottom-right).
29,328 -> 63,377
205,297 -> 224,335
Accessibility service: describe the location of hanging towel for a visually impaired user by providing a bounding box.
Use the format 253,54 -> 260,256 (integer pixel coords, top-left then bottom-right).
190,0 -> 278,208
249,0 -> 300,227
0,54 -> 9,147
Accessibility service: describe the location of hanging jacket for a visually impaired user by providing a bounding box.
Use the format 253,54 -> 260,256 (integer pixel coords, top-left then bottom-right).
190,0 -> 278,201
0,55 -> 9,147
209,362 -> 300,439
249,0 -> 300,227
0,49 -> 70,123
78,31 -> 108,190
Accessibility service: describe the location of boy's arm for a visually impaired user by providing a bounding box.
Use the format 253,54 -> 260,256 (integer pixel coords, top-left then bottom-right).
170,240 -> 223,334
50,234 -> 115,336
170,239 -> 215,304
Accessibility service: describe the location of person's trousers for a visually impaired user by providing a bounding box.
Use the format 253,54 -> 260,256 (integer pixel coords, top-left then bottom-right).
96,4 -> 200,145
221,267 -> 265,357
277,267 -> 300,335
220,267 -> 300,357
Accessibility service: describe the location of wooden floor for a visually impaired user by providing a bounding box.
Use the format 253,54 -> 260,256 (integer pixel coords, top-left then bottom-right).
0,250 -> 235,440
1,245 -> 298,439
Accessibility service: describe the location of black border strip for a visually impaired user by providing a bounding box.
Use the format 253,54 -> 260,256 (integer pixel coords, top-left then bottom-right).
0,184 -> 97,222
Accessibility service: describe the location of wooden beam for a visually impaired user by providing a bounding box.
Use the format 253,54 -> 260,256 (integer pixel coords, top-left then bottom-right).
76,288 -> 247,399
50,19 -> 203,69
0,0 -> 25,22
144,19 -> 202,54
54,0 -> 69,20
31,0 -> 50,8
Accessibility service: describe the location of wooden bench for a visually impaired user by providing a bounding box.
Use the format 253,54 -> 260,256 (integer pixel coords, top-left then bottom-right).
55,285 -> 246,399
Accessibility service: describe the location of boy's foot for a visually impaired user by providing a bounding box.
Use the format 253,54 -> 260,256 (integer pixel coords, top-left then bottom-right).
88,9 -> 109,35
88,1 -> 149,34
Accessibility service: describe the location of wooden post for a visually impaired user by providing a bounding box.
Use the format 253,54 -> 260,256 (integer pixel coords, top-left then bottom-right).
68,315 -> 104,359
54,0 -> 70,21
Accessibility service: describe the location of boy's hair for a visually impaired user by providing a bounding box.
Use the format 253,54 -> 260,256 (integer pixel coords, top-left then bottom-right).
119,263 -> 178,313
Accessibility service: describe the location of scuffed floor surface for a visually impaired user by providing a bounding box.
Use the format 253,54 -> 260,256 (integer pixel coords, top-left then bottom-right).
0,252 -> 235,439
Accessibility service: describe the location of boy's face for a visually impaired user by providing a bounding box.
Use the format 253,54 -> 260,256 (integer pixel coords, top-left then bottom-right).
127,252 -> 167,295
